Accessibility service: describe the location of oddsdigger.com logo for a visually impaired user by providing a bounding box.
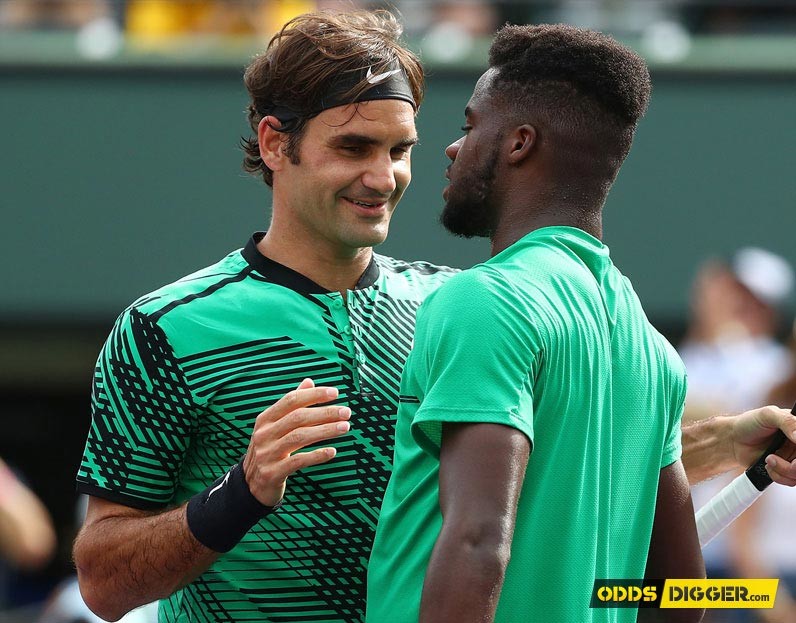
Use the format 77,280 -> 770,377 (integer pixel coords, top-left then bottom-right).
591,579 -> 778,609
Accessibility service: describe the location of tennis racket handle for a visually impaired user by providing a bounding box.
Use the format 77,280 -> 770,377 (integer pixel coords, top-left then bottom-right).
696,474 -> 762,548
745,429 -> 786,490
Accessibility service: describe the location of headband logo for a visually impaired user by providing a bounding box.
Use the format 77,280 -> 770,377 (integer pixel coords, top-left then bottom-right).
366,66 -> 402,85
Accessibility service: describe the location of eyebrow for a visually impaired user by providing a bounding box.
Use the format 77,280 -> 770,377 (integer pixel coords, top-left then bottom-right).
329,133 -> 419,149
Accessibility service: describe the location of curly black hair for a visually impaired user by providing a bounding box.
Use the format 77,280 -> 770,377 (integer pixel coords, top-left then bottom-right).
490,23 -> 650,125
487,24 -> 651,184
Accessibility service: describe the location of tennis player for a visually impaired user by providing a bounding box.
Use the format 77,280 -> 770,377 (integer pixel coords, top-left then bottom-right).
72,10 -> 796,623
366,24 -> 705,623
72,11 -> 457,622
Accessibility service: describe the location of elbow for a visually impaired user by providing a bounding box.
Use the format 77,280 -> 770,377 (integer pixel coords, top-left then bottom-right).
75,578 -> 128,622
451,519 -> 513,577
73,541 -> 130,622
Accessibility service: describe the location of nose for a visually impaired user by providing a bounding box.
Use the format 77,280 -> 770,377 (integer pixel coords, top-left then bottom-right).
445,137 -> 463,161
362,154 -> 398,196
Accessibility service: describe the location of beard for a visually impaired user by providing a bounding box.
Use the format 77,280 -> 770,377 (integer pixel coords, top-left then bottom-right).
440,145 -> 500,238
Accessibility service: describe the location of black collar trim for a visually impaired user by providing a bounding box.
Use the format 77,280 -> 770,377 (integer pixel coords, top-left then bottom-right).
241,233 -> 380,294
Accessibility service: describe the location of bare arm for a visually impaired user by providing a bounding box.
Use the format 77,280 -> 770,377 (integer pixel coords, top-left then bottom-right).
681,406 -> 796,485
73,380 -> 351,621
419,423 -> 530,623
74,497 -> 214,620
0,459 -> 56,569
639,460 -> 705,623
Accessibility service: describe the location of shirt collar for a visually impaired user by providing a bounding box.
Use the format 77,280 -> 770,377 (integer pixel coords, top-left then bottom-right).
241,232 -> 380,294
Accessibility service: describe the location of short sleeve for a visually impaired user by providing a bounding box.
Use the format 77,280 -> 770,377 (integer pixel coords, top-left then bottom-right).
660,367 -> 687,468
76,307 -> 201,509
409,269 -> 541,456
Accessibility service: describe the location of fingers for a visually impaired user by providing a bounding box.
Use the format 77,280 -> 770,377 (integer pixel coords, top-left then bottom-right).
244,379 -> 351,505
756,405 -> 796,444
246,446 -> 341,506
254,379 -> 350,441
267,408 -> 352,455
259,383 -> 339,425
765,454 -> 796,487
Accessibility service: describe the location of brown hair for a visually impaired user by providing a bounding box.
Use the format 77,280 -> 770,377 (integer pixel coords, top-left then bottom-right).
241,10 -> 424,187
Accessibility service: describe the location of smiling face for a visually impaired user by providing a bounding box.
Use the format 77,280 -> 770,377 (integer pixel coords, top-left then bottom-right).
440,70 -> 504,239
269,99 -> 417,257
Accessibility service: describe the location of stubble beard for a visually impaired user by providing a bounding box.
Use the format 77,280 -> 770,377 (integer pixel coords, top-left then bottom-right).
440,147 -> 499,239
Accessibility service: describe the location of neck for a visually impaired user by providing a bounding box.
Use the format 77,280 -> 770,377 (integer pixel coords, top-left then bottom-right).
490,207 -> 602,256
258,225 -> 372,295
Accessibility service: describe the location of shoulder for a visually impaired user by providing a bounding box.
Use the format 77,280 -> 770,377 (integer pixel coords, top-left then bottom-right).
423,262 -> 544,317
102,249 -> 255,353
127,249 -> 251,322
417,265 -> 529,336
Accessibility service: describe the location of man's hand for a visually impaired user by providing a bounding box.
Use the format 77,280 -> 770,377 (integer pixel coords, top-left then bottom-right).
243,378 -> 351,506
730,406 -> 796,485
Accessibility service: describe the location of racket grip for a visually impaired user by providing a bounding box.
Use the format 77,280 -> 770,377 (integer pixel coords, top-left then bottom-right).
696,474 -> 762,548
745,430 -> 786,490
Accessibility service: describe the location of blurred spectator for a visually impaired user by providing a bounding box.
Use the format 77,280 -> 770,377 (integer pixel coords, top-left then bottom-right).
0,456 -> 57,618
416,0 -> 499,63
680,247 -> 795,623
769,321 -> 796,408
124,0 -> 324,41
0,0 -> 111,30
680,248 -> 794,420
683,3 -> 796,35
0,458 -> 56,572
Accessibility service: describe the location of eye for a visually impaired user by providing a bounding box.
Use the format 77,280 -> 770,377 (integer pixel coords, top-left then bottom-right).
341,145 -> 364,155
391,146 -> 412,160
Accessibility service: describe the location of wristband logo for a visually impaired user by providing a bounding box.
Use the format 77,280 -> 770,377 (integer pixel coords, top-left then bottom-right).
206,470 -> 231,501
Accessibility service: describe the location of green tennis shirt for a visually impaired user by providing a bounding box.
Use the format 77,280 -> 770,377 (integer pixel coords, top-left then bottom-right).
367,226 -> 686,623
76,233 -> 456,623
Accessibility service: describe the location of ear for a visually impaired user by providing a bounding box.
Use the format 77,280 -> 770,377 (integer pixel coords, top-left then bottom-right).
507,124 -> 537,165
258,116 -> 288,172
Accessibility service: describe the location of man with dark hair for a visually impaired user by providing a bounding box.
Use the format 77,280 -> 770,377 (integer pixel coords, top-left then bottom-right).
72,11 -> 455,623
367,24 -> 705,622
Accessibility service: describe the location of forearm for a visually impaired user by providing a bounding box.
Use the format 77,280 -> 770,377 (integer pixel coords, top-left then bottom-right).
0,473 -> 56,569
681,416 -> 737,485
420,423 -> 528,622
419,529 -> 509,623
74,504 -> 218,621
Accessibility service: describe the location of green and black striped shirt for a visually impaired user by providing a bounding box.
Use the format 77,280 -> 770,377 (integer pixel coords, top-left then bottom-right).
77,233 -> 457,622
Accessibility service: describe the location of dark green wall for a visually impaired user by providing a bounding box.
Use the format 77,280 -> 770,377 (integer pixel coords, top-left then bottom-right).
2,66 -> 795,324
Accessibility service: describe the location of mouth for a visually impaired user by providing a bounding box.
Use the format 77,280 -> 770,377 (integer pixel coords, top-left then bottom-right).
443,167 -> 452,199
343,197 -> 388,214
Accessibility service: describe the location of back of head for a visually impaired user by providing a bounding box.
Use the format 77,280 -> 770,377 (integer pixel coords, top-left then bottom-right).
488,24 -> 651,196
242,10 -> 424,187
